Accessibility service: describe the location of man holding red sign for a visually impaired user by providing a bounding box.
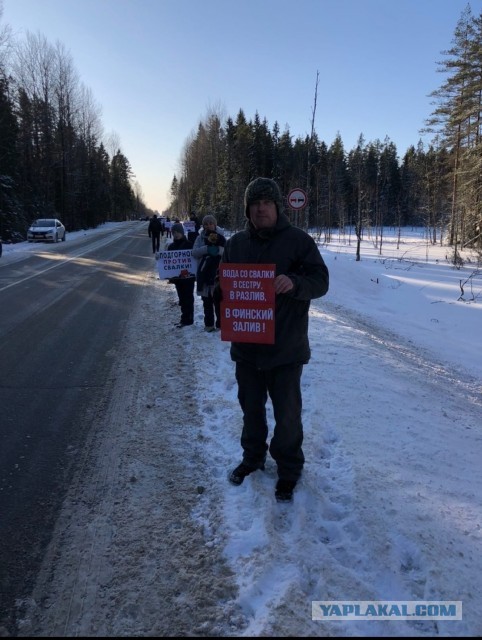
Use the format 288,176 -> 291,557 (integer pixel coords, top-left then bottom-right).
217,177 -> 329,503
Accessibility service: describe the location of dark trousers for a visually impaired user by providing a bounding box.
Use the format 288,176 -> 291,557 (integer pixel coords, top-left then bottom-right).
174,279 -> 195,324
235,361 -> 305,482
151,232 -> 160,252
202,292 -> 221,328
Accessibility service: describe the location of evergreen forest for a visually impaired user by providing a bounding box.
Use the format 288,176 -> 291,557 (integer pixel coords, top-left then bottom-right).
1,4 -> 481,261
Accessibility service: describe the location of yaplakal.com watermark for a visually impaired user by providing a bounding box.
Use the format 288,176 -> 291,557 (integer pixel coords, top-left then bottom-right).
312,601 -> 462,621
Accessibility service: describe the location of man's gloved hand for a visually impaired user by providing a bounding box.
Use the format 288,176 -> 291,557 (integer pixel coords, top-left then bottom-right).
207,245 -> 219,256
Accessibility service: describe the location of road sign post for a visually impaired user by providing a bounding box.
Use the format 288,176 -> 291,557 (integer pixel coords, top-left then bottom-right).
287,188 -> 308,210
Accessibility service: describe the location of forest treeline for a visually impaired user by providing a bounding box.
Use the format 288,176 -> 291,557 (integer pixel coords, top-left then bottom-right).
0,5 -> 152,241
1,3 -> 481,260
170,5 -> 482,259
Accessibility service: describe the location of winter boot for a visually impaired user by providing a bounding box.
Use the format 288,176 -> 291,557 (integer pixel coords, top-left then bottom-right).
275,479 -> 297,503
229,462 -> 265,486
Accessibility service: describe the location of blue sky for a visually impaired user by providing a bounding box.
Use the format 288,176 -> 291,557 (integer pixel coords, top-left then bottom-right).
2,0 -> 479,213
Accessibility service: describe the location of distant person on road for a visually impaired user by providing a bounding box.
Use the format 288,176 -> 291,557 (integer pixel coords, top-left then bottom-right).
192,215 -> 225,332
217,177 -> 329,503
187,212 -> 201,244
159,217 -> 166,237
148,215 -> 162,253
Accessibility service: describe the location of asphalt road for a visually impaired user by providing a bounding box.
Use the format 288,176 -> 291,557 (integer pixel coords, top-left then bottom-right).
0,223 -> 152,635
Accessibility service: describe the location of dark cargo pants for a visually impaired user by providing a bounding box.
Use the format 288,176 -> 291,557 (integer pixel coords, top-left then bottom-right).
235,361 -> 305,482
174,278 -> 195,324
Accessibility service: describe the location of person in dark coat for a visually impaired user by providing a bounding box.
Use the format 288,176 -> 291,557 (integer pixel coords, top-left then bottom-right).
218,177 -> 329,502
148,215 -> 162,253
192,215 -> 225,332
167,223 -> 195,328
187,212 -> 201,244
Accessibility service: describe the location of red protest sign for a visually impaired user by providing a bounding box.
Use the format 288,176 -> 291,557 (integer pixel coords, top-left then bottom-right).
219,263 -> 276,344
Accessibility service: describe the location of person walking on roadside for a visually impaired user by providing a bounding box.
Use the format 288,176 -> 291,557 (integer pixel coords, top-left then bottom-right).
187,212 -> 201,244
218,177 -> 329,503
192,215 -> 225,332
167,223 -> 195,328
148,214 -> 162,253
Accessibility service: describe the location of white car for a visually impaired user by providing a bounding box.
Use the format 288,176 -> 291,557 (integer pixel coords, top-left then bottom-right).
27,218 -> 66,243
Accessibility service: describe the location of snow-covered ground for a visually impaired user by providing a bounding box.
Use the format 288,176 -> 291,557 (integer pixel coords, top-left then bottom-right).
4,223 -> 482,637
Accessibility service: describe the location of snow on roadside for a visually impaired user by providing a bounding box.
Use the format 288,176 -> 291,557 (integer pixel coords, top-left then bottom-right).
18,226 -> 482,637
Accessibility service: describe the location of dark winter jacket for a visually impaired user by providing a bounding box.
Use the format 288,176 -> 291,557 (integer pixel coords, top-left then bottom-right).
187,214 -> 201,243
148,216 -> 162,236
167,236 -> 195,282
192,227 -> 226,294
167,236 -> 193,252
221,212 -> 329,369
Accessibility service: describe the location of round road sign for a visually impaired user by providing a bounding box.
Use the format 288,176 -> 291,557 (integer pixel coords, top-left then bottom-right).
287,188 -> 308,210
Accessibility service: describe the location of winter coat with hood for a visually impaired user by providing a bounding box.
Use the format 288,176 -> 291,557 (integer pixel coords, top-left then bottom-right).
167,232 -> 195,283
192,225 -> 225,294
221,210 -> 329,370
167,235 -> 193,252
148,216 -> 162,236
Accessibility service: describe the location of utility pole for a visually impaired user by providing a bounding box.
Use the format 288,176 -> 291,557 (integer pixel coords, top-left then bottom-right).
306,70 -> 319,230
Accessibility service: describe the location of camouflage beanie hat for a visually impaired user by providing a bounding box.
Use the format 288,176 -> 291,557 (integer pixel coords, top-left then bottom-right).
244,177 -> 283,218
